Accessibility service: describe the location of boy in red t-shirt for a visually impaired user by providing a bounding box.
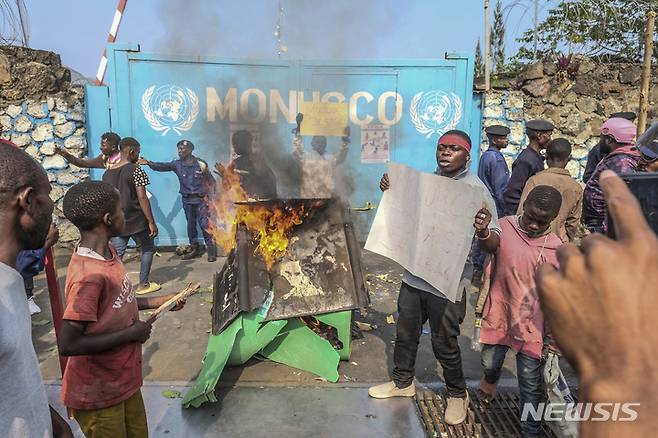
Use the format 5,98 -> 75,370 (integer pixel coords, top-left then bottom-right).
59,181 -> 186,437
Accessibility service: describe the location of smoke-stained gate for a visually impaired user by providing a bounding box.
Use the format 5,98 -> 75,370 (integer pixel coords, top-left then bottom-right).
86,43 -> 476,244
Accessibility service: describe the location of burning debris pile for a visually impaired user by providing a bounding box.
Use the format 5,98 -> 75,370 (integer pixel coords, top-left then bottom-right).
209,165 -> 312,268
211,197 -> 368,332
183,165 -> 369,408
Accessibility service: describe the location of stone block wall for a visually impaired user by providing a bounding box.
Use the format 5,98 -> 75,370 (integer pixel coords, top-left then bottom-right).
480,57 -> 658,180
0,46 -> 89,243
480,90 -> 526,170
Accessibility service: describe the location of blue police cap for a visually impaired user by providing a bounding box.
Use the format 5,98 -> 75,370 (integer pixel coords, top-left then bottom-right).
177,140 -> 195,149
526,120 -> 555,132
485,125 -> 510,136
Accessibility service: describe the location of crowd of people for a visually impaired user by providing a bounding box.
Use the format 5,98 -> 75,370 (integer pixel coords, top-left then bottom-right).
0,125 -> 353,438
369,112 -> 658,438
0,106 -> 656,438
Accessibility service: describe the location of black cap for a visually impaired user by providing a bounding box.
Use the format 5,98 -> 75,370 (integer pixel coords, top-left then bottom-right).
485,125 -> 510,136
177,139 -> 194,149
526,119 -> 555,132
610,111 -> 637,121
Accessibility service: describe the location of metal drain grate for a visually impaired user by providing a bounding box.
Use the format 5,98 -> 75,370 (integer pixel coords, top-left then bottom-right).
415,389 -> 560,438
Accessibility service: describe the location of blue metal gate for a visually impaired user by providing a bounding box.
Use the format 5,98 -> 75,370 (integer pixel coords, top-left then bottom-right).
86,43 -> 476,244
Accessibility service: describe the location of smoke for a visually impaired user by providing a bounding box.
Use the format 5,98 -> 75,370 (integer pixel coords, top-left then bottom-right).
216,120 -> 356,201
253,121 -> 303,197
156,0 -> 224,56
155,0 -> 403,202
155,0 -> 402,59
283,0 -> 399,60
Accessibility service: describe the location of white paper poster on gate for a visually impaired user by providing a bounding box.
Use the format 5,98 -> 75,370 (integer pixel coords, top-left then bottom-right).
365,162 -> 484,302
360,124 -> 390,163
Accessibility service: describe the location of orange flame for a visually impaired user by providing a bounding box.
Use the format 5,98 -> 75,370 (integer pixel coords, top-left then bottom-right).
208,164 -> 306,268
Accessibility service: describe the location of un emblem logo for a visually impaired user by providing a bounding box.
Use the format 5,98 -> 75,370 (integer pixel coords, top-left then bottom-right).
141,85 -> 199,136
410,90 -> 463,138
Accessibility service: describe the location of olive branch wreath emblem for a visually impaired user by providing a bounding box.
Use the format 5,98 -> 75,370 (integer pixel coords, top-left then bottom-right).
410,91 -> 463,138
141,86 -> 199,136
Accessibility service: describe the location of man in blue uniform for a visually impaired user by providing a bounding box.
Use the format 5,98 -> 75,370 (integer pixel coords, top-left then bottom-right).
140,140 -> 218,262
502,119 -> 553,215
478,125 -> 510,217
473,124 -> 510,282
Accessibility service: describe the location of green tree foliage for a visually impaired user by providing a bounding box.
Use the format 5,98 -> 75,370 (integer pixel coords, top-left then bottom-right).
475,39 -> 484,77
492,0 -> 506,73
516,0 -> 658,62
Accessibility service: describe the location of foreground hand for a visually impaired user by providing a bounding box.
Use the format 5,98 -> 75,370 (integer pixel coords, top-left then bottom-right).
170,297 -> 187,312
148,222 -> 159,238
137,157 -> 149,166
379,173 -> 390,191
473,208 -> 492,236
129,320 -> 152,343
537,170 -> 658,404
45,223 -> 59,248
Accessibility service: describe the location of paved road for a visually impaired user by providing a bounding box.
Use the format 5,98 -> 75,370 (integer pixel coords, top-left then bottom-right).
33,247 -> 577,437
46,383 -> 426,438
34,248 -> 540,385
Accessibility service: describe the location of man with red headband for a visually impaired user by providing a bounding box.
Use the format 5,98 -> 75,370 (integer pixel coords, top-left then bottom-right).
369,130 -> 501,426
583,117 -> 641,232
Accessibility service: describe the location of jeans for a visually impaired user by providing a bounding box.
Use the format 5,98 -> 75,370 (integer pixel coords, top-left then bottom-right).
24,277 -> 34,299
112,229 -> 155,286
182,202 -> 215,250
470,239 -> 486,270
392,282 -> 467,397
481,344 -> 544,438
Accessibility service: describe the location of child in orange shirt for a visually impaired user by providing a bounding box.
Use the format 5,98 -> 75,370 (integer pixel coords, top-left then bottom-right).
59,180 -> 186,437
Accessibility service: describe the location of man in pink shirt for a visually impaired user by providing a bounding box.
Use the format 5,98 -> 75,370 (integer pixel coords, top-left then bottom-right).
474,185 -> 563,438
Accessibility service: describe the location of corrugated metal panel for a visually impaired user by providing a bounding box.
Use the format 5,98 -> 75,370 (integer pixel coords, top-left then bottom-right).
86,44 -> 477,243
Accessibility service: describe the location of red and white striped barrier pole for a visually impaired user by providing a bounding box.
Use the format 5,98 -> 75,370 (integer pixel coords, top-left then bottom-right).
95,0 -> 128,85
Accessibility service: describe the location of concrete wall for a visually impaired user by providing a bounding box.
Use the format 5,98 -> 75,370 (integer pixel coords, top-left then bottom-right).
480,56 -> 658,180
0,46 -> 89,243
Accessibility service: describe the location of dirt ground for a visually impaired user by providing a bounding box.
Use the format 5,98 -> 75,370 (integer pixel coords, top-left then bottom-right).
34,247 -> 573,388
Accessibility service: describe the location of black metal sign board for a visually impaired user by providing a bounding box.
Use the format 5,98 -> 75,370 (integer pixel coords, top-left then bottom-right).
263,200 -> 369,321
212,200 -> 369,332
212,225 -> 269,334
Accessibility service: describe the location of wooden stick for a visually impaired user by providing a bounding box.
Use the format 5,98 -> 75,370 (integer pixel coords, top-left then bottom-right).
638,10 -> 656,136
44,247 -> 68,376
146,282 -> 201,324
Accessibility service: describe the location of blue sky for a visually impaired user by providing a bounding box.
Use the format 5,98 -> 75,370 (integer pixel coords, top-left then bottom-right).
21,0 -> 550,78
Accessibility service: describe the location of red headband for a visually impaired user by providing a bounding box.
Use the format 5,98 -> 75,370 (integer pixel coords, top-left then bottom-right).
438,133 -> 471,153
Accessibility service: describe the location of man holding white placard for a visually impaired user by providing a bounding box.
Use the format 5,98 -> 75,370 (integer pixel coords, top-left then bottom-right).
367,130 -> 500,426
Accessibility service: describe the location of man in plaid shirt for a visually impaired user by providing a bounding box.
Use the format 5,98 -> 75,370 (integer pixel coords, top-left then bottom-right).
583,117 -> 641,232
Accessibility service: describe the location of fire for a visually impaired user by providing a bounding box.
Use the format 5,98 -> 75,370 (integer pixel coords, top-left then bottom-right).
208,164 -> 306,268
